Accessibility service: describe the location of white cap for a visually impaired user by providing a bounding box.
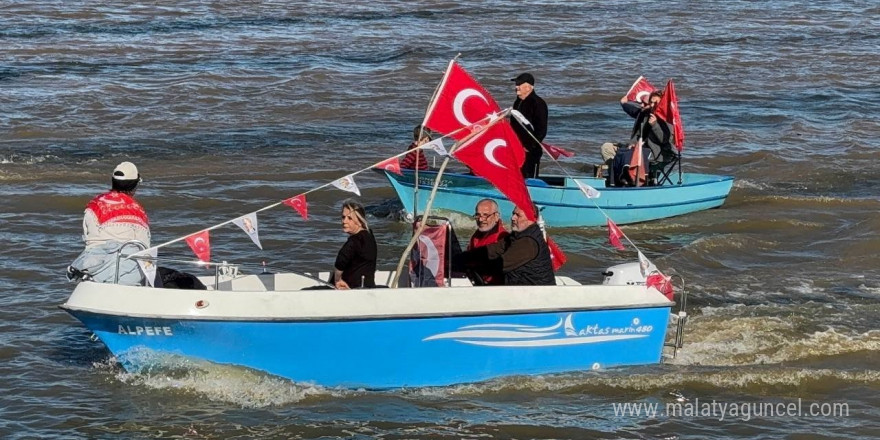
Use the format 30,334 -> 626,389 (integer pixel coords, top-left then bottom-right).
112,161 -> 140,181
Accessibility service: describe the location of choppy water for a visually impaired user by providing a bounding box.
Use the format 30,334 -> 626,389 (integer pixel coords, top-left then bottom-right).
2,1 -> 879,438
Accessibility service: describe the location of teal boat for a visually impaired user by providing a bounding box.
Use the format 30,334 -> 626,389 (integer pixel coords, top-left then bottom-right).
381,169 -> 734,227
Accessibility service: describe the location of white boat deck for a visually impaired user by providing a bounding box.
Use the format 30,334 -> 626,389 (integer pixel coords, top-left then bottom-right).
62,270 -> 672,322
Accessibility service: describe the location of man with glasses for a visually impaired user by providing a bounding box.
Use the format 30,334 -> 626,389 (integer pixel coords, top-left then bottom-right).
465,199 -> 509,285
456,203 -> 555,286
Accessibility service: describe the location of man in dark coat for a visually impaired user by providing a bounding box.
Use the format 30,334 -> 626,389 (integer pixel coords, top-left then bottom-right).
510,73 -> 548,179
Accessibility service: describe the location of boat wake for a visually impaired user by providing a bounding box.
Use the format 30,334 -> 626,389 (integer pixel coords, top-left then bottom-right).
99,349 -> 352,407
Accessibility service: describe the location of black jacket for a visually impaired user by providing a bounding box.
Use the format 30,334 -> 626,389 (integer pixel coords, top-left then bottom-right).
512,92 -> 549,156
502,224 -> 555,286
333,229 -> 377,288
622,101 -> 674,162
457,223 -> 555,286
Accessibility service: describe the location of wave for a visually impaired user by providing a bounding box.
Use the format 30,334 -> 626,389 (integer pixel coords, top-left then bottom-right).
98,348 -> 880,406
400,366 -> 880,399
0,153 -> 58,165
103,351 -> 352,408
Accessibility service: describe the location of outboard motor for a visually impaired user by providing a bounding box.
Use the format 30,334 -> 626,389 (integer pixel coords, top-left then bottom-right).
603,261 -> 674,300
604,262 -> 688,359
601,262 -> 651,286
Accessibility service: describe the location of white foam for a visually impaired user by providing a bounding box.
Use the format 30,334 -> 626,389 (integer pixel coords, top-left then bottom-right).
96,351 -> 354,407
670,312 -> 880,367
389,367 -> 880,396
0,154 -> 57,165
734,179 -> 771,191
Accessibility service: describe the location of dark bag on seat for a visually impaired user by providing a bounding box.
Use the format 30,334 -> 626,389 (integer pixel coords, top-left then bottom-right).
610,146 -> 650,187
158,267 -> 207,290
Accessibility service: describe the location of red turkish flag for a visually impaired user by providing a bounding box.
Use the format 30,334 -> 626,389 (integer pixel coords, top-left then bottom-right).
452,120 -> 536,221
185,230 -> 211,262
607,219 -> 626,251
647,272 -> 674,301
409,221 -> 448,287
283,194 -> 309,220
542,142 -> 575,160
654,79 -> 685,152
625,76 -> 657,104
375,156 -> 402,176
424,60 -> 503,141
547,236 -> 567,271
628,140 -> 647,186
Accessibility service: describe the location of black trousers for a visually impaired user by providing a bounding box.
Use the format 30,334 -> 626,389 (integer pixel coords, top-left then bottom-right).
520,150 -> 542,179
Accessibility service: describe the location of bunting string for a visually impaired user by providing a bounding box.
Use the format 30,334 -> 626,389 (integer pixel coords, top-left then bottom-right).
131,112 -> 494,261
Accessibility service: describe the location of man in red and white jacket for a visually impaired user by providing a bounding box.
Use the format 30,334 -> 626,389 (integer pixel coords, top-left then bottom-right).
70,162 -> 151,285
82,161 -> 150,249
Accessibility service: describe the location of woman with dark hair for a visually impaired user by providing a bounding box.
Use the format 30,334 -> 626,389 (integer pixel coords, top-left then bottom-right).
332,200 -> 377,289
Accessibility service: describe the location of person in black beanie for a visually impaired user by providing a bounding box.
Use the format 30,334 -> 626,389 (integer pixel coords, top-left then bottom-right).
510,73 -> 548,179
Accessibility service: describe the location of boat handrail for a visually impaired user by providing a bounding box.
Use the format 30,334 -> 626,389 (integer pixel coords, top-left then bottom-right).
113,240 -> 147,284
663,271 -> 688,359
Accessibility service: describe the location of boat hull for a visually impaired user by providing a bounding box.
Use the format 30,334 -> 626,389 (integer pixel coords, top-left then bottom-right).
382,169 -> 734,227
62,279 -> 672,388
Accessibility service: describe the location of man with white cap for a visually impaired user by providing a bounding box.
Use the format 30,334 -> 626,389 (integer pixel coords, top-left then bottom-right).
69,161 -> 151,285
82,161 -> 150,248
510,72 -> 548,179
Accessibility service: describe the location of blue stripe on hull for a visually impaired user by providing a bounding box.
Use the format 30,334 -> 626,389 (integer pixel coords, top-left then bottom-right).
71,306 -> 671,388
384,170 -> 734,227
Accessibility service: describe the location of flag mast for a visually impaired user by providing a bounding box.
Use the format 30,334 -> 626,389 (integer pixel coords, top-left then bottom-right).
390,55 -> 460,288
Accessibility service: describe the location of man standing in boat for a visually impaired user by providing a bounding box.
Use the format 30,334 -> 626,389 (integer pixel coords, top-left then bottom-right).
68,161 -> 151,285
465,199 -> 509,285
510,73 -> 548,179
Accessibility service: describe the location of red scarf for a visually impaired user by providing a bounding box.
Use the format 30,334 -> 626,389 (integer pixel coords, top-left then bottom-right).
468,222 -> 508,250
86,191 -> 149,228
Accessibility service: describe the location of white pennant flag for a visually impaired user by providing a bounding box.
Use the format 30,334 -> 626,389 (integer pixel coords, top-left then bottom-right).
135,248 -> 158,287
332,174 -> 361,196
422,138 -> 448,156
575,180 -> 601,199
233,212 -> 262,250
510,109 -> 533,128
637,251 -> 655,278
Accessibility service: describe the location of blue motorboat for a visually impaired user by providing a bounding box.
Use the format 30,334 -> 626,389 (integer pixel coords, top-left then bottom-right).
61,264 -> 685,389
381,169 -> 734,227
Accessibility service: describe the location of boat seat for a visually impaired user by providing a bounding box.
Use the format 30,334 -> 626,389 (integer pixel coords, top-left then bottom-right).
649,151 -> 681,186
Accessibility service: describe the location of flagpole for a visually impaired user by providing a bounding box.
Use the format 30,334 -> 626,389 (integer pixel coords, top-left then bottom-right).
389,108 -> 499,288
390,56 -> 458,288
413,56 -> 458,223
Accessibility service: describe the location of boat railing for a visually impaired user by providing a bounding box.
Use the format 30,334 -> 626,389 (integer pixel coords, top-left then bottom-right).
113,240 -> 147,284
663,272 -> 688,359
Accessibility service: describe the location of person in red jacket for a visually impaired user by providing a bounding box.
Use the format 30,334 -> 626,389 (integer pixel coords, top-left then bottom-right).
465,199 -> 508,285
82,161 -> 150,249
69,161 -> 151,285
